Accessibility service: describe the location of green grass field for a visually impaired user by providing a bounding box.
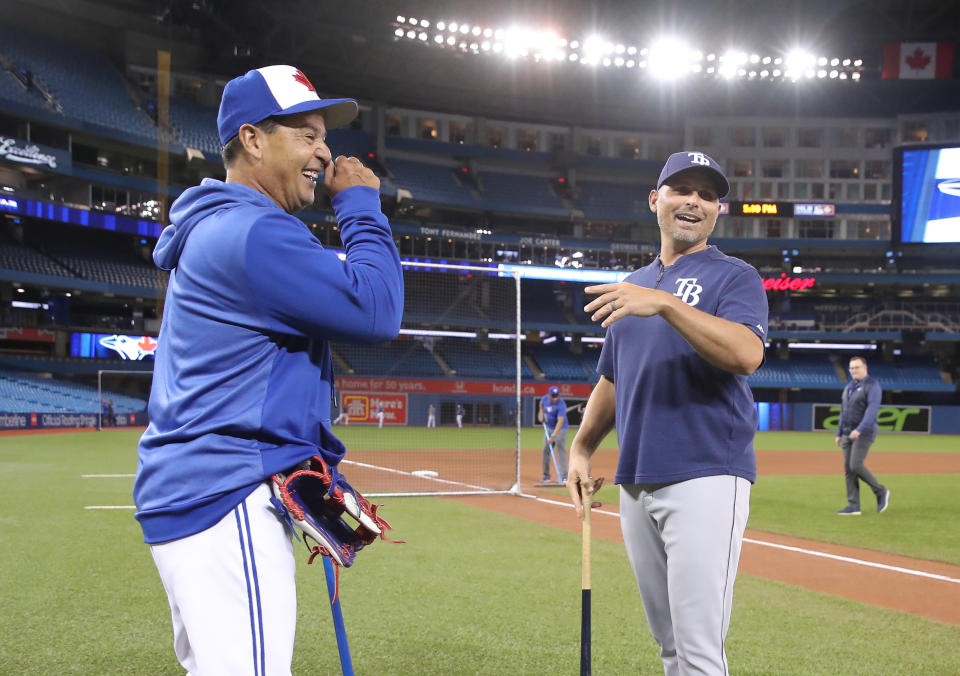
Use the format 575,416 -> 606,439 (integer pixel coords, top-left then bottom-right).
1,429 -> 958,674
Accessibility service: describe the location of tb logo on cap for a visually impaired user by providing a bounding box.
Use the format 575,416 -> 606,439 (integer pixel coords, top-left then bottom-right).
687,152 -> 711,167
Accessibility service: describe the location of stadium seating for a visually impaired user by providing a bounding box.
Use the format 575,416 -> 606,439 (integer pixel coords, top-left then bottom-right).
335,341 -> 445,377
387,159 -> 479,207
0,26 -> 161,145
168,98 -> 221,156
748,356 -> 843,389
440,340 -> 534,379
530,343 -> 591,381
477,171 -> 567,216
574,180 -> 651,221
866,362 -> 953,392
0,369 -> 146,413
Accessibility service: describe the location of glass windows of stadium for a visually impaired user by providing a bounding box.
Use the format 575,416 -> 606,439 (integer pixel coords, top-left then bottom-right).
730,127 -> 755,146
418,118 -> 439,139
864,127 -> 892,148
863,183 -> 878,201
829,160 -> 859,179
903,121 -> 928,143
864,160 -> 889,180
385,114 -> 403,136
731,159 -> 753,178
761,160 -> 787,178
795,159 -> 824,179
617,138 -> 640,159
516,129 -> 540,152
799,220 -> 836,239
829,128 -> 858,148
761,127 -> 787,147
486,125 -> 503,148
797,128 -> 823,148
855,220 -> 890,240
583,134 -> 603,156
692,127 -> 713,146
449,121 -> 471,144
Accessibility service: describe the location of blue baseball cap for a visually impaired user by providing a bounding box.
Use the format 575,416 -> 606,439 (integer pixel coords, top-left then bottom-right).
548,386 -> 560,396
657,151 -> 729,198
217,65 -> 358,146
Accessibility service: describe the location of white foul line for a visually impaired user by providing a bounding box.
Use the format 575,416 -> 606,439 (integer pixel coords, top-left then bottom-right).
524,493 -> 960,585
82,463 -> 960,586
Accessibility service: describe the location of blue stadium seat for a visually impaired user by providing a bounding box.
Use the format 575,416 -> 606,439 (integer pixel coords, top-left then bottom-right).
0,369 -> 147,413
0,26 -> 161,145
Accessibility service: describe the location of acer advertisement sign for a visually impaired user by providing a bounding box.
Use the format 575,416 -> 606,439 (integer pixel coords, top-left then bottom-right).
70,332 -> 158,360
813,404 -> 931,434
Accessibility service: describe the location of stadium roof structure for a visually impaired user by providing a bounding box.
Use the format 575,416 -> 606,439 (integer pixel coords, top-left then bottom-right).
7,0 -> 960,130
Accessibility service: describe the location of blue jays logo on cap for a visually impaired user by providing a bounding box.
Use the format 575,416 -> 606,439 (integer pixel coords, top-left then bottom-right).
548,386 -> 560,395
217,65 -> 358,146
657,151 -> 729,198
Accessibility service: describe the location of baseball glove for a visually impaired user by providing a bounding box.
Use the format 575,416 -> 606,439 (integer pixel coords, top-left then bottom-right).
270,455 -> 397,572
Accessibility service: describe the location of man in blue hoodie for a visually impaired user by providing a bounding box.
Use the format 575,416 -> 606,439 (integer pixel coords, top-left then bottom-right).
134,65 -> 403,675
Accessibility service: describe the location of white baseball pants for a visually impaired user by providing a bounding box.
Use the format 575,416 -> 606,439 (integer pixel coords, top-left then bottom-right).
150,483 -> 296,676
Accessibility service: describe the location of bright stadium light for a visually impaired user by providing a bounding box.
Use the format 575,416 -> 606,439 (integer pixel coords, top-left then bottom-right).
484,28 -> 493,37
394,28 -> 404,37
421,19 -> 430,28
448,22 -> 458,32
459,24 -> 469,34
627,45 -> 637,55
436,20 -> 445,30
785,49 -> 815,77
406,30 -> 416,39
851,72 -> 860,80
446,36 -> 456,45
434,34 -> 443,43
396,15 -> 405,23
408,17 -> 418,25
648,38 -> 694,79
418,32 -> 427,41
472,26 -> 481,35
582,35 -> 606,64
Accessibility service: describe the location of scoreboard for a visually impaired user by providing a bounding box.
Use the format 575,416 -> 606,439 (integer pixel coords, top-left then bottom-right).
724,202 -> 836,218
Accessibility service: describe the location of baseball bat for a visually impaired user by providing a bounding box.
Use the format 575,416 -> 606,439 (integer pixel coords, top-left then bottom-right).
580,482 -> 592,676
543,423 -> 562,482
322,556 -> 355,676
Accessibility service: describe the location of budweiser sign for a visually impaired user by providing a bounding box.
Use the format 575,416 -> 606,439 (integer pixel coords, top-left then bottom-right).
762,274 -> 815,291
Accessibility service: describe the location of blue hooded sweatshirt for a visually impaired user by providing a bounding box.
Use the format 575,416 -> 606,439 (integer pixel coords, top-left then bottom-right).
133,179 -> 403,544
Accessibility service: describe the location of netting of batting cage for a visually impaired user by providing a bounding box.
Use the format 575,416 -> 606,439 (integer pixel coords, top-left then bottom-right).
96,369 -> 154,430
331,262 -> 523,497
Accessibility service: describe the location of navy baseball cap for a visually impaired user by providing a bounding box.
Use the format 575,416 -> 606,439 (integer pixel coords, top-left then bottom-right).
548,386 -> 560,396
657,151 -> 729,198
217,65 -> 358,146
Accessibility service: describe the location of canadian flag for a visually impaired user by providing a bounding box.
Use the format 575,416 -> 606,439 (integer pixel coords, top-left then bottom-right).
882,42 -> 954,79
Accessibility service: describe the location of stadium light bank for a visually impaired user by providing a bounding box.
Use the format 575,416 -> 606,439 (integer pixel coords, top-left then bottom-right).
391,15 -> 864,82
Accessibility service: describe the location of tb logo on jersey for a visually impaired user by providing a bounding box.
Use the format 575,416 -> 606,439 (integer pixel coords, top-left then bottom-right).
674,278 -> 703,306
687,152 -> 711,167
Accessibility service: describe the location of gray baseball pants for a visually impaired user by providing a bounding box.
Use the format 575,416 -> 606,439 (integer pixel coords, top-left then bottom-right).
620,475 -> 751,676
541,427 -> 568,479
840,434 -> 885,510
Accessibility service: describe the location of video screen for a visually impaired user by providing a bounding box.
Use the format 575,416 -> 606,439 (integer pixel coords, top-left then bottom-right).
70,332 -> 157,360
898,144 -> 960,243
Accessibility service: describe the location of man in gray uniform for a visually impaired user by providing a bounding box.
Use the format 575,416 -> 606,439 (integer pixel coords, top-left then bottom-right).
568,152 -> 768,675
836,356 -> 890,515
